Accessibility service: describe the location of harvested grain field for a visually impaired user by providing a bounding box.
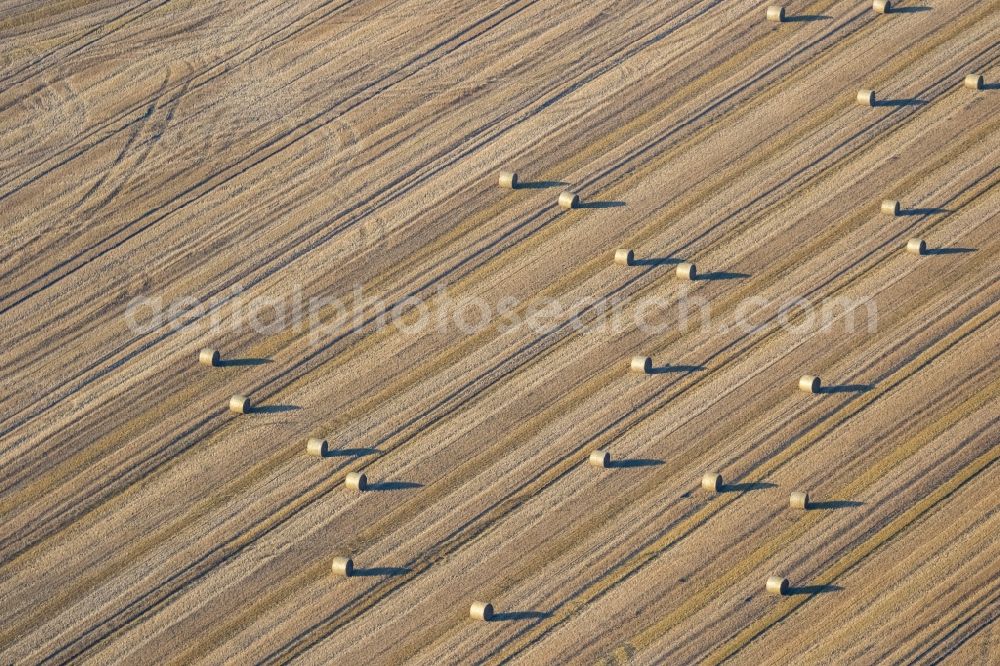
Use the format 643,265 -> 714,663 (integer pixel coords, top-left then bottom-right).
1,0 -> 998,663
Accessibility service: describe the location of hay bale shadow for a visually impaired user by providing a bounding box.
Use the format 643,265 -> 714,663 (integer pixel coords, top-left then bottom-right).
875,98 -> 927,107
607,458 -> 664,469
633,256 -> 682,266
925,247 -> 975,255
367,481 -> 422,492
723,481 -> 776,493
696,271 -> 750,281
491,610 -> 552,622
218,358 -> 271,367
517,180 -> 566,189
353,566 -> 410,577
810,500 -> 864,510
577,201 -> 625,209
252,404 -> 300,414
649,364 -> 705,374
817,384 -> 872,394
785,14 -> 831,21
787,584 -> 842,595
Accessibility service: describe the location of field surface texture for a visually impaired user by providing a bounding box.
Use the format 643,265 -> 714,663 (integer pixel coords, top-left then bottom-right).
1,0 -> 998,664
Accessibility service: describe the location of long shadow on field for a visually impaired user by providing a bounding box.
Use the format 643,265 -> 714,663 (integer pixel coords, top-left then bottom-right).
983,83 -> 1000,90
891,6 -> 931,13
925,247 -> 976,255
723,481 -> 776,493
785,14 -> 831,21
577,200 -> 626,209
900,207 -> 949,216
787,584 -> 842,595
696,271 -> 750,281
810,500 -> 864,510
353,566 -> 410,577
367,481 -> 422,492
218,357 -> 271,367
252,404 -> 300,414
608,458 -> 664,469
649,364 -> 705,374
817,384 -> 872,394
323,447 -> 379,458
633,256 -> 682,266
516,180 -> 565,189
875,98 -> 927,107
492,610 -> 552,622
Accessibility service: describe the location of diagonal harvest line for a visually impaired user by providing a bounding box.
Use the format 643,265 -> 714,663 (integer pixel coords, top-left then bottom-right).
492,302 -> 1000,663
705,443 -> 1000,665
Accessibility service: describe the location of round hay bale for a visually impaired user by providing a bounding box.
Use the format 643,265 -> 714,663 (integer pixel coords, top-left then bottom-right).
906,238 -> 927,255
766,6 -> 785,22
873,0 -> 891,14
964,74 -> 984,90
676,262 -> 697,281
615,249 -> 635,266
881,199 -> 900,216
559,191 -> 580,209
199,348 -> 220,367
799,375 -> 821,393
331,556 -> 353,577
470,601 -> 494,621
307,437 -> 329,457
790,491 -> 810,510
766,575 -> 789,595
702,472 -> 722,492
499,171 -> 519,189
345,471 -> 368,491
589,450 -> 610,468
630,355 -> 652,374
857,89 -> 876,107
229,395 -> 251,414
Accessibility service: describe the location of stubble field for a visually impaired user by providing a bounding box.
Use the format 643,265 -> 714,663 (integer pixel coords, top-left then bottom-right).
1,0 -> 998,663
